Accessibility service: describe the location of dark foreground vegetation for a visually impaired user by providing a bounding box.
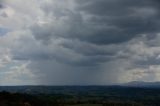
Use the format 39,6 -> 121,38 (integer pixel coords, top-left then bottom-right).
0,86 -> 160,106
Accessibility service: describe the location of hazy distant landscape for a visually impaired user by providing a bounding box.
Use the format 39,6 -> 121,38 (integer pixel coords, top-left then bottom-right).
1,82 -> 160,106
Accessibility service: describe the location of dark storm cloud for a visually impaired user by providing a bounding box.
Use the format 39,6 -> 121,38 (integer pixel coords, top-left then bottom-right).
76,0 -> 155,14
2,0 -> 160,85
31,0 -> 160,46
27,0 -> 160,68
0,4 -> 4,9
75,0 -> 160,44
60,39 -> 119,56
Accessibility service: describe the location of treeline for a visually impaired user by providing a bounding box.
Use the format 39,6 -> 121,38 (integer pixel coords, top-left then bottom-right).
0,91 -> 55,106
0,91 -> 160,106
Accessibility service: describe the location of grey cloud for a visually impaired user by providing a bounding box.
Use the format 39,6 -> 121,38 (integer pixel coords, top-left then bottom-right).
76,0 -> 160,44
0,4 -> 4,9
60,39 -> 119,56
28,0 -> 160,68
0,28 -> 9,36
2,0 -> 160,85
135,57 -> 160,66
32,0 -> 160,46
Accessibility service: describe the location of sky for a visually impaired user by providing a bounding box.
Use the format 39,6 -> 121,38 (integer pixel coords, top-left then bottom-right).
0,0 -> 160,85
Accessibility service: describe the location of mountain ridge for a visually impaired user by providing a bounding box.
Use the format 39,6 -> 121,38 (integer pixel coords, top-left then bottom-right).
123,81 -> 160,88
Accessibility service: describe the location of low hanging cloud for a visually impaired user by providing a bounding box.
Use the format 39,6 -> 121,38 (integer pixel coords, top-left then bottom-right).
0,0 -> 160,85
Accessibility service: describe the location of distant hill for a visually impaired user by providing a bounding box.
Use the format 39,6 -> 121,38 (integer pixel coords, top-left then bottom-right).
123,81 -> 160,88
